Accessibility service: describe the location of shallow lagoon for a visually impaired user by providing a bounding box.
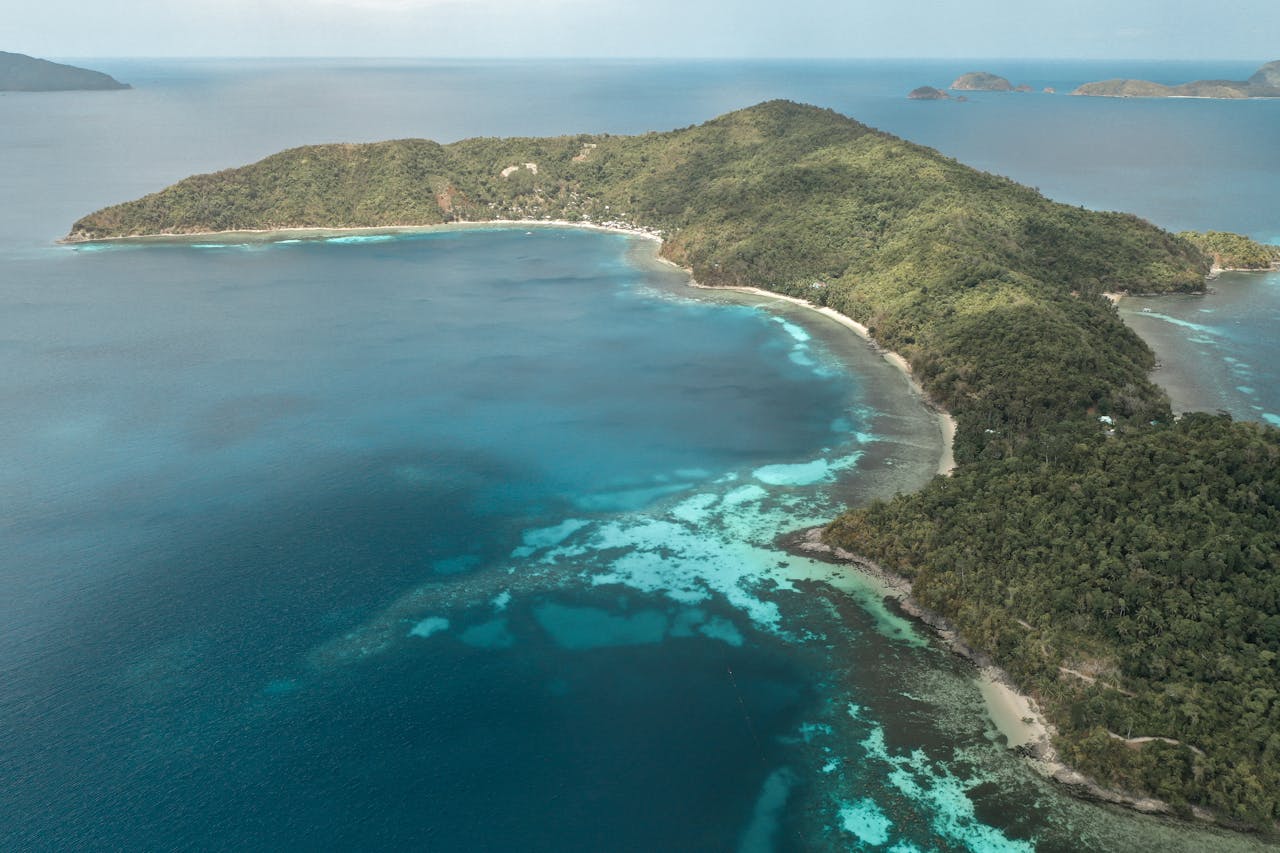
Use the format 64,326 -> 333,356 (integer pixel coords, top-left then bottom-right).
1120,269 -> 1280,425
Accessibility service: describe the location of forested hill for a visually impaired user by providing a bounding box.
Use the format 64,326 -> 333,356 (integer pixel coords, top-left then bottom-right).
1178,230 -> 1280,271
829,413 -> 1280,828
70,100 -> 1209,461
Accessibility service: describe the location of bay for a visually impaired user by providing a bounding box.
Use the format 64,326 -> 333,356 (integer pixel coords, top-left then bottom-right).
1,59 -> 1276,850
1120,270 -> 1280,423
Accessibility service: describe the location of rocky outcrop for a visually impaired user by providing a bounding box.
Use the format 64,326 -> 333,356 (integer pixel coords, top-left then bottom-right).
907,85 -> 950,100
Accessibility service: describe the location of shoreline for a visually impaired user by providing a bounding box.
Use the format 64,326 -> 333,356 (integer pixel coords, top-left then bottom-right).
784,527 -> 1186,820
58,218 -> 666,246
672,280 -> 957,477
67,217 -> 956,479
1108,268 -> 1278,417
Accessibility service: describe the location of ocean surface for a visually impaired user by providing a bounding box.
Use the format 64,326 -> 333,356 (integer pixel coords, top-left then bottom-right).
1,60 -> 1277,851
1119,269 -> 1280,423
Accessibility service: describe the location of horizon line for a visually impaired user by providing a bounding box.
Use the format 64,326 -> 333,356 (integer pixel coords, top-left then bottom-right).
38,53 -> 1273,63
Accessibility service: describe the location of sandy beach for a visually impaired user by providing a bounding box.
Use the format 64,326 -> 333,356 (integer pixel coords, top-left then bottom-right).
60,218 -> 667,246
675,281 -> 957,477
70,217 -> 957,476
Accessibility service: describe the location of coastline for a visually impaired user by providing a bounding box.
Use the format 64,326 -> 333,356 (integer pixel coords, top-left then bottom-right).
1110,266 -> 1279,417
65,216 -> 956,479
1119,299 -> 1220,415
785,527 -> 1187,819
672,280 -> 957,477
58,218 -> 666,246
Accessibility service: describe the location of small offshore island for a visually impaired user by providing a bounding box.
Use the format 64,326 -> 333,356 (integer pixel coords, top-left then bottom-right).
0,51 -> 130,91
909,71 -> 1041,100
69,101 -> 1280,835
950,71 -> 1032,93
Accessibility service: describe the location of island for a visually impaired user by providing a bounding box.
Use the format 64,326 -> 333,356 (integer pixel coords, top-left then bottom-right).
950,71 -> 1014,91
1073,59 -> 1280,99
907,85 -> 950,100
67,100 -> 1280,835
0,51 -> 130,91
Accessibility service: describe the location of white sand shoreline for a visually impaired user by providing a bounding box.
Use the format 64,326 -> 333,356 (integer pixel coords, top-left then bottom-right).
75,218 -> 956,476
60,218 -> 666,245
672,280 -> 957,477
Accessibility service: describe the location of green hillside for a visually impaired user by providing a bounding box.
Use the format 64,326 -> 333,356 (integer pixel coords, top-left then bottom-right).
829,413 -> 1280,828
69,100 -> 1209,461
1178,231 -> 1280,270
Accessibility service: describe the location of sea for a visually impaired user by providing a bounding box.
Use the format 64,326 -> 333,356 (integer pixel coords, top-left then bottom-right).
1,59 -> 1276,851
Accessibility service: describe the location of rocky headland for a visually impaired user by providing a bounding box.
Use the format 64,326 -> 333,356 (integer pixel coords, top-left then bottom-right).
1,51 -> 130,92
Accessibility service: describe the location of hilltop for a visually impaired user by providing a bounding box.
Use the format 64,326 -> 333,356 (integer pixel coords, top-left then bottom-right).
0,51 -> 129,91
1073,60 -> 1280,99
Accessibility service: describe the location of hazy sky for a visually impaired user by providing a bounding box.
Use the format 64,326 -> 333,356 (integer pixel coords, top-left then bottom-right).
13,0 -> 1280,60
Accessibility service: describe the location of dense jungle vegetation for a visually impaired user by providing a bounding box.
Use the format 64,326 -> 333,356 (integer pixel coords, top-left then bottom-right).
1177,230 -> 1280,270
70,101 -> 1278,828
828,414 -> 1280,827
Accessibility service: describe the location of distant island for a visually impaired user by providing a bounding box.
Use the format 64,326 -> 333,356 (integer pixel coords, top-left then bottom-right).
905,71 -> 1039,99
951,71 -> 1015,91
1073,59 -> 1280,99
907,85 -> 950,100
0,51 -> 129,92
68,101 -> 1280,834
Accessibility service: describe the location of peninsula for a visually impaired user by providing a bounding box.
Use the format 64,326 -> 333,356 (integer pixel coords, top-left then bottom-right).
0,51 -> 130,91
1179,230 -> 1280,271
1073,60 -> 1280,99
68,101 -> 1280,833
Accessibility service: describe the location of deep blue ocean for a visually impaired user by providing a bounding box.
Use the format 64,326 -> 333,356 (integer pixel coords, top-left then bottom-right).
1,60 -> 1276,851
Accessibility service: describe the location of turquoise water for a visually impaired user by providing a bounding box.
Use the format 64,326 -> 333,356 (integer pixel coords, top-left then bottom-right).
2,60 -> 1277,850
1120,269 -> 1280,423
